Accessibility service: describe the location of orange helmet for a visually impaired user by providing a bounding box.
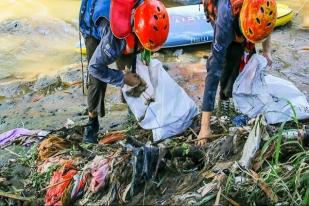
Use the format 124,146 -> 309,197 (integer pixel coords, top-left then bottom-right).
133,0 -> 169,52
240,0 -> 277,43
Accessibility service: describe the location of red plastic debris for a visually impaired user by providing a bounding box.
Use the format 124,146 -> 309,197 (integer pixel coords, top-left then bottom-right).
45,163 -> 77,206
99,131 -> 126,145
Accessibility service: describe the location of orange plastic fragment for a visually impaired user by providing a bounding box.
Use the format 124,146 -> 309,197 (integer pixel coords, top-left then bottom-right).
99,131 -> 126,145
45,163 -> 77,206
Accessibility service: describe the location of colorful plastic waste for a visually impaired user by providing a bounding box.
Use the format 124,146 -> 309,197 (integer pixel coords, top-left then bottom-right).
232,114 -> 249,127
38,135 -> 72,161
71,171 -> 91,200
90,156 -> 111,193
38,156 -> 75,174
0,128 -> 46,146
99,131 -> 126,145
282,126 -> 309,146
45,163 -> 77,206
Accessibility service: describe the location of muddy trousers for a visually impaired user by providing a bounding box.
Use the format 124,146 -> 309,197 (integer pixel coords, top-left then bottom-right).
85,37 -> 107,117
85,37 -> 134,117
219,41 -> 245,100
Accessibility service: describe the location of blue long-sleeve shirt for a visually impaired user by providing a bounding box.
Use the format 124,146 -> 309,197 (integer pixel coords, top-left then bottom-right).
202,0 -> 235,111
79,0 -> 125,87
87,20 -> 126,87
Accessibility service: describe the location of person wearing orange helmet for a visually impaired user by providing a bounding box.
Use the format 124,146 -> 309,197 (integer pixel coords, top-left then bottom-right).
198,0 -> 277,146
79,0 -> 169,143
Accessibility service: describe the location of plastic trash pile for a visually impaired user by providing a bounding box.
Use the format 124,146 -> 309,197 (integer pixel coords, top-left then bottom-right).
0,113 -> 308,206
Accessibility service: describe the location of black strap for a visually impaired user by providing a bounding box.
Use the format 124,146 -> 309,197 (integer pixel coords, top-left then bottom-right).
78,27 -> 86,95
79,0 -> 97,93
79,0 -> 88,95
133,0 -> 144,9
203,0 -> 217,22
131,0 -> 143,74
233,16 -> 242,37
131,35 -> 139,74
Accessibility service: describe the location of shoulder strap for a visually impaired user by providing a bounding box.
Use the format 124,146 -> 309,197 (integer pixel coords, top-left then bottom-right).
203,0 -> 243,22
131,35 -> 139,73
131,0 -> 144,73
233,16 -> 242,37
202,0 -> 218,22
230,0 -> 243,16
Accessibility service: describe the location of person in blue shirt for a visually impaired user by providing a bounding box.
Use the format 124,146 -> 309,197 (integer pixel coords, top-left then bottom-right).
79,0 -> 170,143
197,0 -> 277,145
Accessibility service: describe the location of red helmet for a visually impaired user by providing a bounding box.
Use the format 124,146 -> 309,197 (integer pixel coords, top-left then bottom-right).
240,0 -> 277,43
133,0 -> 169,52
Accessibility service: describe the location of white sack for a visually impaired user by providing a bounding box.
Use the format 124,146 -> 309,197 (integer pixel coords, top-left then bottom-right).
233,54 -> 309,124
122,56 -> 198,142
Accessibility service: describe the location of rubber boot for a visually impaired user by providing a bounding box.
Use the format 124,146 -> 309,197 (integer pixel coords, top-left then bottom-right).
83,117 -> 99,143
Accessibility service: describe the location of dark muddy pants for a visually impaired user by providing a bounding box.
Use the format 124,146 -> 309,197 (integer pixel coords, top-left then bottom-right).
219,41 -> 245,100
85,37 -> 134,117
85,37 -> 107,117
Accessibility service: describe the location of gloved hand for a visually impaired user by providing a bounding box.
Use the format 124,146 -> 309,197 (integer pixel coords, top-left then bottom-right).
141,49 -> 151,66
124,72 -> 141,87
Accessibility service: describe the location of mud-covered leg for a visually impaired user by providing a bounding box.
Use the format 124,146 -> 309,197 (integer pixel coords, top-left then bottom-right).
83,37 -> 105,143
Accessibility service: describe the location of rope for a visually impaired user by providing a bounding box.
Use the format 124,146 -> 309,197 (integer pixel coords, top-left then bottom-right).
78,29 -> 85,95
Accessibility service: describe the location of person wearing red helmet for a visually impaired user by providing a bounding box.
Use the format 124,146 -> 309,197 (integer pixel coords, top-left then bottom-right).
198,0 -> 277,146
79,0 -> 169,143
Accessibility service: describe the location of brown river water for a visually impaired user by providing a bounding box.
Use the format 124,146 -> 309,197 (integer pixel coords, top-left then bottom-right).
0,0 -> 308,82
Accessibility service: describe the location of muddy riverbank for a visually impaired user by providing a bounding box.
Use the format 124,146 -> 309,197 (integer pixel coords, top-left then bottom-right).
0,62 -> 128,133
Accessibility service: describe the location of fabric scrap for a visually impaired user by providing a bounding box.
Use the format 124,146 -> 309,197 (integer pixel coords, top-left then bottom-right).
99,131 -> 126,145
0,128 -> 44,146
90,156 -> 111,193
45,163 -> 77,206
71,170 -> 91,200
38,135 -> 72,161
37,156 -> 76,174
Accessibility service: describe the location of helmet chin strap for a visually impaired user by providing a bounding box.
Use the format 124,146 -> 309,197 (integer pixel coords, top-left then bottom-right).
131,0 -> 144,27
134,0 -> 144,8
131,34 -> 139,74
130,0 -> 145,74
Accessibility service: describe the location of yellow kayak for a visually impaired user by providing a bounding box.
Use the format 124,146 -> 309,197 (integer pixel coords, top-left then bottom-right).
276,3 -> 294,27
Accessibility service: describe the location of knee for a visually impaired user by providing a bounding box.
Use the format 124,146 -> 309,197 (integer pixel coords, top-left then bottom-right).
88,73 -> 106,90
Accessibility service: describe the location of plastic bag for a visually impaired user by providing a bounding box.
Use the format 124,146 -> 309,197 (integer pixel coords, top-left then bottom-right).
238,115 -> 267,169
122,55 -> 198,142
233,54 -> 309,124
45,163 -> 77,206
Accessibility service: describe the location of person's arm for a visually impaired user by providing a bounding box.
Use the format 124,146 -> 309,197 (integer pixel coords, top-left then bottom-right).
262,36 -> 272,66
198,112 -> 212,146
88,23 -> 140,87
197,0 -> 235,146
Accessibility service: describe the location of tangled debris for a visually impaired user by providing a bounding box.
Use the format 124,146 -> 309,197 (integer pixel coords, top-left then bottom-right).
0,114 -> 308,206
